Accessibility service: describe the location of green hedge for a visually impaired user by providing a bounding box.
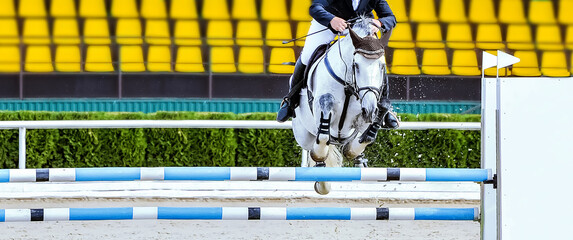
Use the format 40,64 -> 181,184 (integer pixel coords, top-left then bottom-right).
0,111 -> 480,169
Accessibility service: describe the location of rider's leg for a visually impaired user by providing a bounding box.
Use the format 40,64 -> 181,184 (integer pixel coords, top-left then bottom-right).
276,20 -> 336,122
276,59 -> 307,122
378,28 -> 400,129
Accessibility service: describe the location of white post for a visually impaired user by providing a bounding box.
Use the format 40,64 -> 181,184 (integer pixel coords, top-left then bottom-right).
480,51 -> 499,240
18,127 -> 26,169
480,77 -> 497,240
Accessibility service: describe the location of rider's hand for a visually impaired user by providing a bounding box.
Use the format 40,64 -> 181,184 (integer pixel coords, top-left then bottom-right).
371,19 -> 382,33
330,17 -> 347,33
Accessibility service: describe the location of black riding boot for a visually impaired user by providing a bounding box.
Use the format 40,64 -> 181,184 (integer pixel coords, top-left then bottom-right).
276,59 -> 307,122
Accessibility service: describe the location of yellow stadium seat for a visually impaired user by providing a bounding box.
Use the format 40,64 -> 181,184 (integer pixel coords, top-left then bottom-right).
202,0 -> 230,20
83,18 -> 111,44
528,0 -> 556,24
290,0 -> 312,21
145,20 -> 171,45
238,47 -> 264,73
511,50 -> 541,76
116,18 -> 142,45
0,19 -> 19,44
50,0 -> 76,17
174,20 -> 201,46
476,24 -> 505,50
25,45 -> 53,72
388,23 -> 415,48
439,0 -> 467,23
55,45 -> 81,72
79,0 -> 107,17
266,21 -> 293,47
147,45 -> 172,72
112,0 -> 139,18
389,49 -> 420,75
261,0 -> 288,21
141,0 -> 167,19
236,20 -> 263,46
120,46 -> 146,72
498,0 -> 526,24
175,47 -> 204,72
451,50 -> 480,76
506,24 -> 534,50
268,48 -> 295,74
232,0 -> 258,20
386,0 -> 408,22
295,21 -> 311,47
85,45 -> 114,72
410,0 -> 437,22
170,0 -> 198,19
421,49 -> 451,75
0,0 -> 16,16
206,20 -> 234,46
415,23 -> 444,48
469,0 -> 496,23
446,23 -> 474,49
540,51 -> 570,77
558,0 -> 573,24
147,46 -> 172,72
23,19 -> 50,44
210,47 -> 236,73
535,25 -> 563,50
19,0 -> 46,17
53,18 -> 80,44
0,46 -> 20,72
566,25 -> 573,50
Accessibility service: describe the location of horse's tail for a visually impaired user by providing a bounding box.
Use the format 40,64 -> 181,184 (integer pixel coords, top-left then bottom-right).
304,145 -> 343,167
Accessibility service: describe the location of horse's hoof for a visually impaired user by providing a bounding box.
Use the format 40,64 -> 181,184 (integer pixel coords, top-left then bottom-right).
314,161 -> 326,167
353,156 -> 369,168
314,181 -> 331,195
354,162 -> 368,168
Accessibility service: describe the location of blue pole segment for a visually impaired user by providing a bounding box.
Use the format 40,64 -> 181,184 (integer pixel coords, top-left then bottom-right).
414,208 -> 476,220
164,167 -> 231,181
0,170 -> 9,182
70,208 -> 133,220
75,168 -> 141,181
425,168 -> 489,182
158,207 -> 222,219
287,208 -> 351,220
0,209 -> 4,222
295,168 -> 361,181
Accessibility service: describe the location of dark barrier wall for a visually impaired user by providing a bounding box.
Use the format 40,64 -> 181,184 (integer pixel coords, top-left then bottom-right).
0,74 -> 480,101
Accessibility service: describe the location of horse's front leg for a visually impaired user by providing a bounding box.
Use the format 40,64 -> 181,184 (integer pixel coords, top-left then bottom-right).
343,123 -> 374,167
310,94 -> 334,166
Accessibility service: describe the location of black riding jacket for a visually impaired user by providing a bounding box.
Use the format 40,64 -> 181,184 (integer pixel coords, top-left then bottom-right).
310,0 -> 397,32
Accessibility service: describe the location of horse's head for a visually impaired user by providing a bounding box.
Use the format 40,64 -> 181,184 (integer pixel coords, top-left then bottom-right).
347,19 -> 386,123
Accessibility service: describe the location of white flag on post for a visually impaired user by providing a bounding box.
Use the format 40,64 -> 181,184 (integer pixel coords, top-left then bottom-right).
482,51 -> 497,70
497,50 -> 520,69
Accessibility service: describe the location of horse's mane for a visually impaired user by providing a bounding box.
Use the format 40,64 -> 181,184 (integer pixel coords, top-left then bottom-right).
350,15 -> 376,38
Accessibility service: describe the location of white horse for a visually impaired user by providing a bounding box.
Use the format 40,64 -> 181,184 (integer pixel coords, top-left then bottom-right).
292,17 -> 391,194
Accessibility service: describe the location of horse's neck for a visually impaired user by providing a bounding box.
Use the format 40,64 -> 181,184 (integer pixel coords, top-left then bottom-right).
327,38 -> 354,80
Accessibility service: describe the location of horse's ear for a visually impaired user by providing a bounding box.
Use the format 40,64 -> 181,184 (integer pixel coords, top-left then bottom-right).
348,28 -> 362,48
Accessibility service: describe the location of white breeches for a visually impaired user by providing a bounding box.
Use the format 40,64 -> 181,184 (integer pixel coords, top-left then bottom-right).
299,20 -> 345,65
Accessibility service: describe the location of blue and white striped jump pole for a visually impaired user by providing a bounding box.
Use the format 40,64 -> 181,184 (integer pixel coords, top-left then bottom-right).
0,207 -> 479,222
0,167 -> 492,182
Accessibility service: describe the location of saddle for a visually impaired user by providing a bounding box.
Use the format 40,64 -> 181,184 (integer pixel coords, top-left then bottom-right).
303,42 -> 334,89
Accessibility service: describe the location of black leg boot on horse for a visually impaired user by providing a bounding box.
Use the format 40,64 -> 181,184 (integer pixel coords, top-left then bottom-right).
276,58 -> 307,122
